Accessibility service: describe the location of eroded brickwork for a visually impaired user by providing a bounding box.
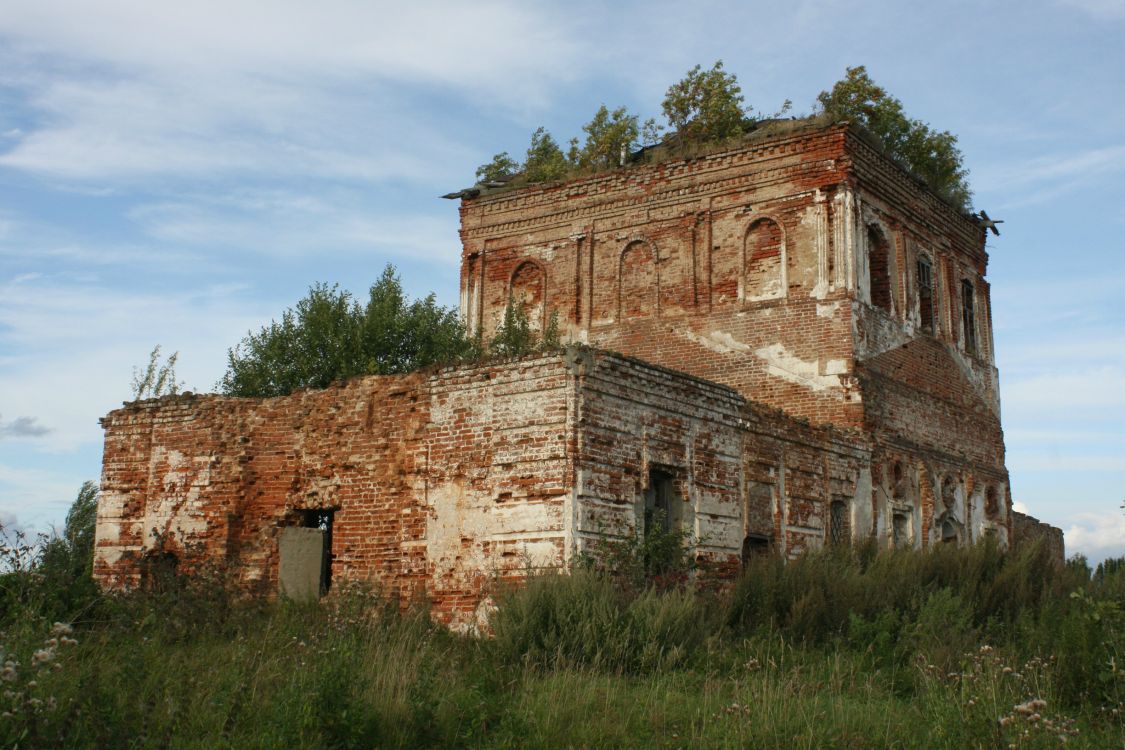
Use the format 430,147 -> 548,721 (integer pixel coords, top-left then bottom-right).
97,121 -> 1063,621
98,358 -> 576,626
97,350 -> 874,625
456,120 -> 1043,556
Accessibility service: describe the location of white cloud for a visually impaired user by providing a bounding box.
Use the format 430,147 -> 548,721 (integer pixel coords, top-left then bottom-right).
0,1 -> 583,93
0,1 -> 586,183
1064,509 -> 1125,564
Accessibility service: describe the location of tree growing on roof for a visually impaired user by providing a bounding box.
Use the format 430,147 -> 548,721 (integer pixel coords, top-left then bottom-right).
475,151 -> 520,183
569,104 -> 640,171
816,65 -> 972,209
661,60 -> 750,145
522,127 -> 570,183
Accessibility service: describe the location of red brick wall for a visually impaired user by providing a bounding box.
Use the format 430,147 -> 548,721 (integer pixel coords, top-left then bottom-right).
97,358 -> 575,626
459,124 -> 862,428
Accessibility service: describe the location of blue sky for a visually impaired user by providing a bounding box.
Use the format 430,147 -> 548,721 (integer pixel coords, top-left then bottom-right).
1,0 -> 1122,562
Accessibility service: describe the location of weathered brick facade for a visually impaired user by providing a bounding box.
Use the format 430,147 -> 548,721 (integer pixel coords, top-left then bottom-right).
96,120 -> 1061,626
456,120 -> 1017,553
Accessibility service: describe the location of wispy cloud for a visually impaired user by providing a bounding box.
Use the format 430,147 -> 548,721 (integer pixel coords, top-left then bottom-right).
1003,367 -> 1125,410
976,144 -> 1125,207
0,273 -> 266,450
127,188 -> 460,261
1058,0 -> 1125,22
0,1 -> 585,184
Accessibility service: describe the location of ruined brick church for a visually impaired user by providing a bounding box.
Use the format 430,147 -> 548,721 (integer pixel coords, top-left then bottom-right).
94,120 -> 1057,626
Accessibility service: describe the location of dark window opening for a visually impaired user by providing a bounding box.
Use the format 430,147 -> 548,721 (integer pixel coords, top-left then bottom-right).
297,508 -> 335,594
891,461 -> 906,500
741,533 -> 771,563
985,487 -> 1000,518
892,512 -> 910,548
917,257 -> 934,332
829,500 -> 848,545
643,470 -> 678,537
941,519 -> 960,545
868,226 -> 892,312
140,550 -> 179,592
961,279 -> 977,354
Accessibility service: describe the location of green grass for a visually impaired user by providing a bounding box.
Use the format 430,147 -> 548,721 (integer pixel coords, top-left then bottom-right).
1,541 -> 1122,749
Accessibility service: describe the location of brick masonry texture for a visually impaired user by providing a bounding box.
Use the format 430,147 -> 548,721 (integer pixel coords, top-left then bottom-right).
96,121 -> 1062,626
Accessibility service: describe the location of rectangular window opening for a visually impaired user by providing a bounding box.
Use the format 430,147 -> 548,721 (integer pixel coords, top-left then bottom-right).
643,469 -> 678,536
961,279 -> 977,355
829,500 -> 848,545
892,512 -> 910,548
917,258 -> 934,333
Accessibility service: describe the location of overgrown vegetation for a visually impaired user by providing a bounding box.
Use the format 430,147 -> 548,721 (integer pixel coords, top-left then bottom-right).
816,65 -> 971,209
2,485 -> 1122,748
219,264 -> 560,398
474,62 -> 971,210
131,345 -> 183,400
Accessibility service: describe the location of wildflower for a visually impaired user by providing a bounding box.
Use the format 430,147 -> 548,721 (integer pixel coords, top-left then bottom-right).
1002,666 -> 1013,674
999,716 -> 1013,727
26,681 -> 37,689
31,649 -> 54,666
0,667 -> 16,682
49,623 -> 73,637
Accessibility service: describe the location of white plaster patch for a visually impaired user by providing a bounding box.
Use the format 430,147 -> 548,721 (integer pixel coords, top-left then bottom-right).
816,301 -> 842,319
753,344 -> 845,392
681,329 -> 751,355
94,545 -> 124,567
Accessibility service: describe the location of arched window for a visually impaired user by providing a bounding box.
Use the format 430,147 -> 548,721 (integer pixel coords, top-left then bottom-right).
510,261 -> 546,332
745,218 -> 784,300
867,225 -> 892,312
620,241 -> 657,319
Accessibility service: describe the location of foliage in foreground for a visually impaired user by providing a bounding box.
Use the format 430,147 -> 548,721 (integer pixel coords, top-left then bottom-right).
2,490 -> 1121,748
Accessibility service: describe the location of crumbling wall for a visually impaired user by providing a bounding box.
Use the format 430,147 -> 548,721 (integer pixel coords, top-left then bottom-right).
1011,510 -> 1066,566
740,404 -> 869,558
459,124 -> 864,428
572,351 -> 747,573
96,358 -> 576,625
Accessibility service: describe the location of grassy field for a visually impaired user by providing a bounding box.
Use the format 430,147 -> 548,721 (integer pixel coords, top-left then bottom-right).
1,530 -> 1122,749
